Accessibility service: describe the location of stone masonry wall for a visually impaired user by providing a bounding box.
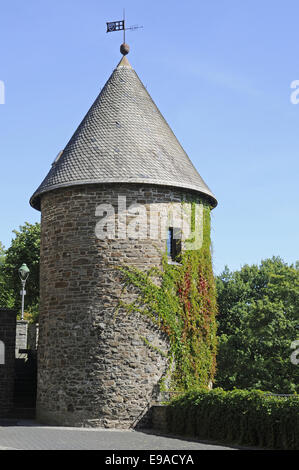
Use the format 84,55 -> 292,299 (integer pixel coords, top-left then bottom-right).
27,323 -> 39,351
37,183 -> 206,428
0,309 -> 16,417
15,320 -> 28,357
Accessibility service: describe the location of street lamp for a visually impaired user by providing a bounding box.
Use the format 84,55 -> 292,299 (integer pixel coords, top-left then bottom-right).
18,263 -> 30,321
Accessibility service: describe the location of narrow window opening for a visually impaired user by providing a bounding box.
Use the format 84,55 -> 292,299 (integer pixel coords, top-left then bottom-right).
167,227 -> 182,262
0,341 -> 5,365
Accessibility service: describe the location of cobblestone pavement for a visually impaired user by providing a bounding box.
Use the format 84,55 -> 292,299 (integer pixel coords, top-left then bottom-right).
0,420 -> 237,450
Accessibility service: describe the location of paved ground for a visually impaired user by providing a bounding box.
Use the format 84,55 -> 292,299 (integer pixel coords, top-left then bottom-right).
0,420 -> 237,450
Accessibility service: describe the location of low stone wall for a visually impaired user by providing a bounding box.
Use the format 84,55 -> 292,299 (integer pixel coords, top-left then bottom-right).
150,405 -> 168,433
0,309 -> 17,417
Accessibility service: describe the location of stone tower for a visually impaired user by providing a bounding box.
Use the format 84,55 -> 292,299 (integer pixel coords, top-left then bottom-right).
30,48 -> 217,428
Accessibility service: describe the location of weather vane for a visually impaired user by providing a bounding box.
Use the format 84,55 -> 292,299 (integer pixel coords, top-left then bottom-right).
106,10 -> 143,55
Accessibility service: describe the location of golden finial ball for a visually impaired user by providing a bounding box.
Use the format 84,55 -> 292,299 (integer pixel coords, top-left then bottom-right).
120,43 -> 130,55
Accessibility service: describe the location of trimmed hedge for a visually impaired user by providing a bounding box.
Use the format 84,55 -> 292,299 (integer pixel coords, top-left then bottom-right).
165,388 -> 299,449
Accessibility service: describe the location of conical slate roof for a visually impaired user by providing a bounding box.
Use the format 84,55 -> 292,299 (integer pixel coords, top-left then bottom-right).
30,55 -> 217,210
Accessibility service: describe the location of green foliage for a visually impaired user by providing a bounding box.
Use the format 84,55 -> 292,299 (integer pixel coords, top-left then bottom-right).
118,203 -> 218,392
165,388 -> 299,449
0,242 -> 5,265
215,257 -> 299,393
1,222 -> 40,320
0,242 -> 15,308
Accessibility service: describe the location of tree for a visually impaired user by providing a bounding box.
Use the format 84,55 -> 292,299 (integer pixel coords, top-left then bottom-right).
0,242 -> 14,308
3,222 -> 40,320
0,242 -> 5,265
215,257 -> 299,393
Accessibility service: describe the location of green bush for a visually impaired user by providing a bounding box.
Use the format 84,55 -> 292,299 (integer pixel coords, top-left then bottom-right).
165,388 -> 299,449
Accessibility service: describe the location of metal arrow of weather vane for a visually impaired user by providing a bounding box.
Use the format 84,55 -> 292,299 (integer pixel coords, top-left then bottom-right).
106,10 -> 143,45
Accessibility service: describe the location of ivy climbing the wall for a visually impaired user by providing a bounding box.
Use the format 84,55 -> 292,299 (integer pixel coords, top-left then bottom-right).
118,203 -> 218,393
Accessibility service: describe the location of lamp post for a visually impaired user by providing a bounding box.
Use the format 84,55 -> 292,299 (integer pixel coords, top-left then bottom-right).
18,263 -> 30,321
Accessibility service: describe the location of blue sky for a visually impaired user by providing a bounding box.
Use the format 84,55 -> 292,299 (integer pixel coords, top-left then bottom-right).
0,0 -> 298,274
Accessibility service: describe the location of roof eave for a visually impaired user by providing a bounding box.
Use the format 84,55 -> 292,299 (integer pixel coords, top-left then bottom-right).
30,180 -> 217,212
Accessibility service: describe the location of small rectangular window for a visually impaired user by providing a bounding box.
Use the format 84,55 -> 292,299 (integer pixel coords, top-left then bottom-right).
0,341 -> 5,365
167,227 -> 181,262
